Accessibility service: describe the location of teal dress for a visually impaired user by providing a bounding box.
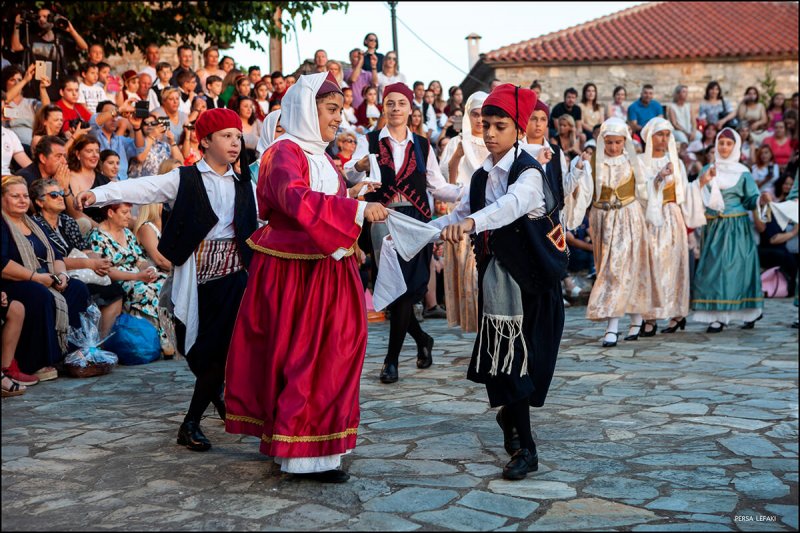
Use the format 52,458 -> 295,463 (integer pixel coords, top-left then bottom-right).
788,178 -> 798,307
691,170 -> 763,322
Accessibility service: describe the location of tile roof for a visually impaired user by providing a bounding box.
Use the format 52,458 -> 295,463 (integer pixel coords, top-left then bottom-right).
484,2 -> 799,64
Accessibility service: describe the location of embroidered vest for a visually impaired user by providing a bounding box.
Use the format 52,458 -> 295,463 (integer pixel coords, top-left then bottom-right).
158,164 -> 258,268
364,130 -> 432,219
470,148 -> 568,294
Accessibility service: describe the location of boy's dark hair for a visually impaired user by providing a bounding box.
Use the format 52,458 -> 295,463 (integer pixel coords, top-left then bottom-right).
156,62 -> 172,73
80,62 -> 98,74
176,70 -> 195,86
270,71 -> 284,80
269,101 -> 281,111
481,105 -> 512,120
413,81 -> 424,90
530,79 -> 542,90
564,87 -> 578,99
642,84 -> 654,91
206,75 -> 223,87
248,66 -> 260,74
96,62 -> 110,70
96,100 -> 115,113
60,75 -> 80,90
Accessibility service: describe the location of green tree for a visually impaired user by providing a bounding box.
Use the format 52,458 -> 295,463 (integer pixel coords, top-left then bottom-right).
757,66 -> 777,108
6,1 -> 348,55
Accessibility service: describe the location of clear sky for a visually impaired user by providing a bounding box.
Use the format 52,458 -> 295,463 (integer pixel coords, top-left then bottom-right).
227,1 -> 642,89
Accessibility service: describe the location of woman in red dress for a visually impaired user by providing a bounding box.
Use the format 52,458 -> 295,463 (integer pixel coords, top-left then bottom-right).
224,72 -> 388,483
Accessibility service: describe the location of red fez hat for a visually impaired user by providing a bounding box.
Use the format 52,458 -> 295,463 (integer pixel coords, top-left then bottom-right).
121,70 -> 139,84
533,99 -> 549,120
317,71 -> 343,98
484,84 -> 538,131
383,82 -> 414,104
194,107 -> 242,141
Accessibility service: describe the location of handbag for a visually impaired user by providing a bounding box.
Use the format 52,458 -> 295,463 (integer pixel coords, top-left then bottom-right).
66,249 -> 111,286
761,266 -> 788,298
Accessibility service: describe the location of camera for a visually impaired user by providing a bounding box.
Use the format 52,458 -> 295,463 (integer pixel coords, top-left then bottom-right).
69,117 -> 90,130
48,13 -> 70,31
133,100 -> 150,119
19,11 -> 39,23
156,117 -> 171,128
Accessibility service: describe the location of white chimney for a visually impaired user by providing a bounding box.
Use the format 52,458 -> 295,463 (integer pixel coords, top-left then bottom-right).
466,33 -> 482,70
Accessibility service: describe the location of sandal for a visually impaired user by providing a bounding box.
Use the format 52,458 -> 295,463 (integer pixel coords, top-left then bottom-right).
2,371 -> 26,397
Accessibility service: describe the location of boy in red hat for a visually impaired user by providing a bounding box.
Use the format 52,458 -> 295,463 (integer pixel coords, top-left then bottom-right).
433,84 -> 566,481
75,107 -> 258,452
344,82 -> 463,384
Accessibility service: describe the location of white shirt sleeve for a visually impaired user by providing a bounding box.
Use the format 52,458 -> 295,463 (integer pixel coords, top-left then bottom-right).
469,168 -> 546,235
425,146 -> 463,203
429,187 -> 472,231
92,168 -> 181,207
344,135 -> 371,183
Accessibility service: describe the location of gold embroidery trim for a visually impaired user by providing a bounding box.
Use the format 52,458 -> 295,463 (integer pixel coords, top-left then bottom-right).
261,427 -> 359,444
705,212 -> 749,220
691,297 -> 763,304
226,413 -> 262,425
547,224 -> 567,252
247,238 -> 354,259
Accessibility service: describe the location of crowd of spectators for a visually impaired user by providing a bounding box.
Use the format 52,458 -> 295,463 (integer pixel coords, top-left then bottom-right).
1,10 -> 798,397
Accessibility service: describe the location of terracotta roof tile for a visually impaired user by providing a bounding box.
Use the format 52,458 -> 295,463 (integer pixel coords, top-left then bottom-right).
484,2 -> 799,64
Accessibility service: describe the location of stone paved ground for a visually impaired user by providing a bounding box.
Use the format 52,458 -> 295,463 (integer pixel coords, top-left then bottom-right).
2,299 -> 798,531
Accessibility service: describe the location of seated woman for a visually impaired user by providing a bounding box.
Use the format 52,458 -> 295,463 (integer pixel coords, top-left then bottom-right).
64,134 -> 109,226
2,290 -> 32,396
87,203 -> 171,354
1,175 -> 90,379
30,178 -> 124,338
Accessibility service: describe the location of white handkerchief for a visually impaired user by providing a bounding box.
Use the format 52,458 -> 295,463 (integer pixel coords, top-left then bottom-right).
385,210 -> 441,261
357,154 -> 383,196
373,237 -> 406,311
770,200 -> 799,230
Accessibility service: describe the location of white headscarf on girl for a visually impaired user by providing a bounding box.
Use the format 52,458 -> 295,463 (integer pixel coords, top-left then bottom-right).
641,117 -> 682,226
593,117 -> 646,201
256,109 -> 281,157
460,91 -> 489,172
272,72 -> 342,195
712,127 -> 750,190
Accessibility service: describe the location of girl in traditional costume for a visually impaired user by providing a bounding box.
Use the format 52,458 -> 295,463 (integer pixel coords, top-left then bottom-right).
224,72 -> 388,483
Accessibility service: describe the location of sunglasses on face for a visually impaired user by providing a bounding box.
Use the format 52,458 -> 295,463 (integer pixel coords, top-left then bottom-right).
143,120 -> 158,126
40,191 -> 64,199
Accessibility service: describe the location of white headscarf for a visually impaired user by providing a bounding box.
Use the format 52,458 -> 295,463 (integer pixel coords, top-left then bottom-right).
642,116 -> 684,203
272,72 -> 343,195
256,109 -> 281,157
461,91 -> 488,171
713,127 -> 749,190
274,72 -> 336,156
594,117 -> 645,201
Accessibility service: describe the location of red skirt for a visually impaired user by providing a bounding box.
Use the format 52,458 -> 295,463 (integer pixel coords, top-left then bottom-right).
224,252 -> 367,458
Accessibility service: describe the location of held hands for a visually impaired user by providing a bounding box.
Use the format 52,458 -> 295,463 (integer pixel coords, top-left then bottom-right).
91,257 -> 112,276
355,155 -> 370,173
440,218 -> 475,243
364,202 -> 389,223
137,267 -> 159,283
74,191 -> 96,211
536,146 -> 553,166
699,165 -> 716,187
575,148 -> 592,170
348,181 -> 380,199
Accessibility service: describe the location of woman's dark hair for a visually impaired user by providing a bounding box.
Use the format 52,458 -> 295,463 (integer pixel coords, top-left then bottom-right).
1,65 -> 24,91
32,104 -> 64,137
704,81 -> 722,101
231,96 -> 256,125
67,134 -> 101,172
768,93 -> 786,112
363,32 -> 379,48
774,173 -> 794,199
581,82 -> 599,111
99,202 -> 133,221
744,86 -> 760,101
613,85 -> 626,98
99,149 -> 119,164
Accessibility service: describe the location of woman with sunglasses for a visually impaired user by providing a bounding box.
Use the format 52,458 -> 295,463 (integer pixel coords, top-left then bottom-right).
30,178 -> 124,338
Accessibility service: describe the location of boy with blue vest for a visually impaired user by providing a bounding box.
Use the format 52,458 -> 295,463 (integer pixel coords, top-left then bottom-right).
75,108 -> 258,452
433,85 -> 566,480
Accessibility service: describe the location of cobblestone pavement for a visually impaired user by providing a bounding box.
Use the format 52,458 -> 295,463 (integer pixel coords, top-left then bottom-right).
2,299 -> 798,531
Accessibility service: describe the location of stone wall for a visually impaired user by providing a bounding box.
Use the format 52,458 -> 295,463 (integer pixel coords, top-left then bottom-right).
492,58 -> 798,111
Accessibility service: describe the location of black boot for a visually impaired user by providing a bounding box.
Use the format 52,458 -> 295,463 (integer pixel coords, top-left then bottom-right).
293,469 -> 350,483
416,334 -> 434,369
380,362 -> 398,384
177,420 -> 212,451
496,407 -> 521,456
502,447 -> 538,480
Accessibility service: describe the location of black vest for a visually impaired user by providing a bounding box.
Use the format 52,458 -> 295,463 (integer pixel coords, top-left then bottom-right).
364,130 -> 432,219
158,164 -> 258,269
470,148 -> 568,294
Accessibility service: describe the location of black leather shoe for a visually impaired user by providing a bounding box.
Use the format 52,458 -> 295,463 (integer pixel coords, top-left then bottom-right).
293,469 -> 350,483
741,314 -> 763,330
496,407 -> 521,456
640,322 -> 658,337
601,331 -> 619,348
624,323 -> 643,341
502,447 -> 539,480
177,420 -> 211,451
662,317 -> 687,334
707,322 -> 725,334
416,335 -> 434,369
380,362 -> 398,384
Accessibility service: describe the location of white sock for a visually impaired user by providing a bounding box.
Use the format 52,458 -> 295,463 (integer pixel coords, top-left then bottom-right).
628,314 -> 643,335
604,318 -> 619,343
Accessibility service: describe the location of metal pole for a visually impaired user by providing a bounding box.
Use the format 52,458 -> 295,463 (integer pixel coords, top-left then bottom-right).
389,1 -> 398,67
